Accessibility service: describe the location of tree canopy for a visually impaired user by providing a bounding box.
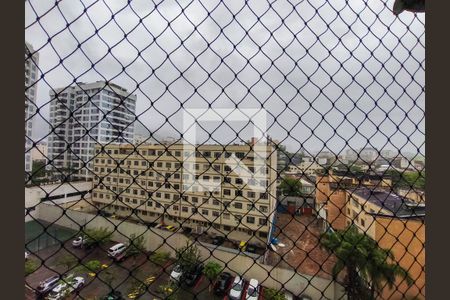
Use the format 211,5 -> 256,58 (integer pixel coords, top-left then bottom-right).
175,242 -> 202,273
279,176 -> 303,197
320,225 -> 413,299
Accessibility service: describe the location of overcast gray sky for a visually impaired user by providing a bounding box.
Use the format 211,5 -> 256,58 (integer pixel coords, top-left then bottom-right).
25,0 -> 425,156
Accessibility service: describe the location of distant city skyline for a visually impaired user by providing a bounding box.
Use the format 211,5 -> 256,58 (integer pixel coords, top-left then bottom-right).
26,0 -> 425,156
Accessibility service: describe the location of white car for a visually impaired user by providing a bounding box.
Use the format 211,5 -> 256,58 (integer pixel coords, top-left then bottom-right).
284,290 -> 294,300
46,276 -> 85,300
72,236 -> 86,247
245,279 -> 259,300
25,251 -> 30,260
107,243 -> 127,257
170,264 -> 183,282
229,276 -> 244,300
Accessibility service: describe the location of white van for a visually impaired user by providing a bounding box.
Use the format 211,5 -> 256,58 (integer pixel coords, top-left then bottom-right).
107,243 -> 127,257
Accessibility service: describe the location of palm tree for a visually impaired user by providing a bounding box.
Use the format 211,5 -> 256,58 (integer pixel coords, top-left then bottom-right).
320,225 -> 413,299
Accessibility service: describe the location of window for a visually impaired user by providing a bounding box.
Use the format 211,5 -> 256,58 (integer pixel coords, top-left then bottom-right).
352,198 -> 360,208
223,189 -> 231,196
246,216 -> 255,224
213,200 -> 220,206
235,190 -> 243,197
223,213 -> 230,219
236,178 -> 243,184
202,209 -> 208,215
182,206 -> 188,212
260,205 -> 268,213
192,197 -> 198,203
212,211 -> 220,217
236,152 -> 245,159
247,204 -> 254,210
259,232 -> 268,238
173,205 -> 179,211
234,202 -> 243,209
259,218 -> 267,225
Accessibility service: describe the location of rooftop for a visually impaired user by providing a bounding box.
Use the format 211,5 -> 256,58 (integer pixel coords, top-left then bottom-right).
350,187 -> 425,219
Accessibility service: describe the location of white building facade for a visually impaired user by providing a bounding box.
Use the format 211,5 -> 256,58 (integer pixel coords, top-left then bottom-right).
25,42 -> 39,177
47,81 -> 137,179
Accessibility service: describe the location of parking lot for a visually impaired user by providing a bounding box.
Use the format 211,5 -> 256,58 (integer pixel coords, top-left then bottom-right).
25,238 -> 269,300
266,213 -> 336,279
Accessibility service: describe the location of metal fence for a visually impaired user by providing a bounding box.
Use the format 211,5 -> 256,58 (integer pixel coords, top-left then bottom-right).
25,0 -> 425,299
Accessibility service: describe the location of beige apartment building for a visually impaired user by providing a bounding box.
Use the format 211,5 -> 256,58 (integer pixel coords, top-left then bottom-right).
91,143 -> 278,245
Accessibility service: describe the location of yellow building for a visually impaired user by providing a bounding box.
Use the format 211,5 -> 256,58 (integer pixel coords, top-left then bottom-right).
316,173 -> 425,299
91,143 -> 277,245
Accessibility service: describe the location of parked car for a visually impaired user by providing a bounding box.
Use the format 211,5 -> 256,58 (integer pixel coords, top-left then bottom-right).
183,263 -> 204,287
107,243 -> 127,258
99,210 -> 112,217
246,244 -> 256,254
170,264 -> 183,282
214,272 -> 232,296
113,250 -> 130,262
72,236 -> 87,247
239,241 -> 247,252
35,275 -> 60,296
228,276 -> 244,300
165,225 -> 177,232
46,276 -> 85,300
212,236 -> 226,246
245,279 -> 259,300
102,290 -> 124,300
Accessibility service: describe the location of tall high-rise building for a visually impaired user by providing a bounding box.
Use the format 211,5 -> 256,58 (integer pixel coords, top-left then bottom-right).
47,81 -> 137,179
25,42 -> 39,178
